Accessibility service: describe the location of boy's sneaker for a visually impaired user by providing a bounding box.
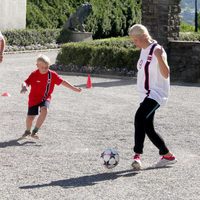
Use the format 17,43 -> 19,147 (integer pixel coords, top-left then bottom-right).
154,155 -> 177,168
131,154 -> 142,170
21,130 -> 31,138
31,132 -> 39,139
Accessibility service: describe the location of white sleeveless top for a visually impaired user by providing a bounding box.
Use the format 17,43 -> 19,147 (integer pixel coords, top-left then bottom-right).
136,42 -> 170,106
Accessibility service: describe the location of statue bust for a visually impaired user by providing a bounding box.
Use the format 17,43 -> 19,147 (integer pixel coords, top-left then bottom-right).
64,2 -> 92,32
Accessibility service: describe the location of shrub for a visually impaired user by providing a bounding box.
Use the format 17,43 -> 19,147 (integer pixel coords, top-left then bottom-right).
2,29 -> 60,46
27,0 -> 141,39
180,22 -> 196,32
54,37 -> 139,76
179,32 -> 200,41
27,0 -> 80,29
86,0 -> 141,38
57,43 -> 93,66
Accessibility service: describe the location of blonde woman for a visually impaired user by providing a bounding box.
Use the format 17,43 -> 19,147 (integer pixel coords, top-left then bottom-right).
129,24 -> 177,170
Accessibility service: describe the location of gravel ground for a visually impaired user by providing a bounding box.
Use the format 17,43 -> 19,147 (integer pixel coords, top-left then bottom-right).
0,50 -> 200,200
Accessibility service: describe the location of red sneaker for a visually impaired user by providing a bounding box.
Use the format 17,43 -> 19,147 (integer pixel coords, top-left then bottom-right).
154,155 -> 177,168
131,154 -> 142,170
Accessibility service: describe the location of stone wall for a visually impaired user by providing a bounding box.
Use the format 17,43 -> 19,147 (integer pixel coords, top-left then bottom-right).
0,0 -> 26,31
142,0 -> 200,83
142,0 -> 181,47
168,41 -> 200,82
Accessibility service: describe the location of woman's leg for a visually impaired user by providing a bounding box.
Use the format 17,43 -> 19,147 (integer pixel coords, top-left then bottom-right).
145,111 -> 169,155
133,104 -> 146,154
134,98 -> 159,154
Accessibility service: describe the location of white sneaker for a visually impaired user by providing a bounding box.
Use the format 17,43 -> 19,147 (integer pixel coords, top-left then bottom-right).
31,132 -> 39,139
154,155 -> 177,168
131,154 -> 142,170
21,130 -> 31,138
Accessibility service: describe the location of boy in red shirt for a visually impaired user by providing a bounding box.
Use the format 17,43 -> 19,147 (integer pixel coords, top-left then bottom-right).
0,31 -> 5,63
20,54 -> 81,139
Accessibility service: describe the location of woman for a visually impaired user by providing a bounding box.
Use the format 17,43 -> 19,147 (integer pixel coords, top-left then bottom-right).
129,24 -> 177,170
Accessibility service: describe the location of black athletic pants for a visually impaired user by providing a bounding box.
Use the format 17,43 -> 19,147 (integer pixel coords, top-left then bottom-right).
134,98 -> 169,155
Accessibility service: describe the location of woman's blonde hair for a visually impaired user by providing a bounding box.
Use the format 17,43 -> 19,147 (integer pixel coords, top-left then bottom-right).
37,54 -> 51,66
129,24 -> 152,40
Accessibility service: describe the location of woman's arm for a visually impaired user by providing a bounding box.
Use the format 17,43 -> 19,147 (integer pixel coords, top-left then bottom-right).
154,48 -> 170,79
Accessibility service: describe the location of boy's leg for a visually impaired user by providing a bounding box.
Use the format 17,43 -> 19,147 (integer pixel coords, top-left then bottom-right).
21,115 -> 35,138
31,101 -> 49,138
26,115 -> 35,131
34,106 -> 48,130
21,105 -> 38,138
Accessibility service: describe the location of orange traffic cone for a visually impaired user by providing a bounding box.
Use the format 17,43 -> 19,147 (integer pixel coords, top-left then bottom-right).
86,74 -> 92,89
1,92 -> 11,97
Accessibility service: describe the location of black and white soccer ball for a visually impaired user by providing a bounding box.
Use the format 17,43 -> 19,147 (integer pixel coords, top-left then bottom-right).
100,148 -> 119,169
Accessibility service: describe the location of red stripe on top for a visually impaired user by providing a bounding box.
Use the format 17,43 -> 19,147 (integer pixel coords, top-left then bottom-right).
144,43 -> 157,96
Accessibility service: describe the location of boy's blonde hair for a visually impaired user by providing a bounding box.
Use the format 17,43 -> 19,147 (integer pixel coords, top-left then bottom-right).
129,24 -> 152,40
37,54 -> 51,66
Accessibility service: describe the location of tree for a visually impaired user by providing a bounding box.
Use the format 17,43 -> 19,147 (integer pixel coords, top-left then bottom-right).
195,0 -> 198,32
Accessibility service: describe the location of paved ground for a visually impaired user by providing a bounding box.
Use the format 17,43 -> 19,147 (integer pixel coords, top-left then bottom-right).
0,50 -> 200,200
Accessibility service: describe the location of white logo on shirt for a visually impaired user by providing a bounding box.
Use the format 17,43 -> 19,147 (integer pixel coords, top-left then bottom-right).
36,80 -> 40,83
139,60 -> 143,69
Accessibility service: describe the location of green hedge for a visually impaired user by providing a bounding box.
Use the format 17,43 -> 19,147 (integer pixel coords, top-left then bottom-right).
27,0 -> 77,29
3,28 -> 200,50
54,37 -> 139,75
86,0 -> 141,38
2,29 -> 60,46
27,0 -> 141,39
179,32 -> 200,41
77,37 -> 135,48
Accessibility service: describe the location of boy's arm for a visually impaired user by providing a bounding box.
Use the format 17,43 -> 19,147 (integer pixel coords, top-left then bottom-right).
0,37 -> 5,63
61,80 -> 81,92
20,82 -> 28,94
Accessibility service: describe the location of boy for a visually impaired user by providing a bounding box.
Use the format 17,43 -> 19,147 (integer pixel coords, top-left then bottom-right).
20,54 -> 81,139
0,31 -> 5,63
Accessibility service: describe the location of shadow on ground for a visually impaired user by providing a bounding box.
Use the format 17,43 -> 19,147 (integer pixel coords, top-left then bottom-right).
171,81 -> 200,87
77,79 -> 136,88
0,139 -> 41,148
20,169 -> 138,189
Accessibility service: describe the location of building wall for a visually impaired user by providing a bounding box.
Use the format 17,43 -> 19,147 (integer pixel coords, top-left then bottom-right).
0,0 -> 26,31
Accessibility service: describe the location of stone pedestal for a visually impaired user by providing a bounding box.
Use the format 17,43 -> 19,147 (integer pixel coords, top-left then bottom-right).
66,30 -> 93,42
57,29 -> 93,43
142,0 -> 181,47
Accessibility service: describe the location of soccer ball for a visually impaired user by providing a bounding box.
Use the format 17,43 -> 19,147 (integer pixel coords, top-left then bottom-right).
100,148 -> 119,169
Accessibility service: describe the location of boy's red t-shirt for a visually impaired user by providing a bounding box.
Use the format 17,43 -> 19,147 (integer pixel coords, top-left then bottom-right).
25,69 -> 63,107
